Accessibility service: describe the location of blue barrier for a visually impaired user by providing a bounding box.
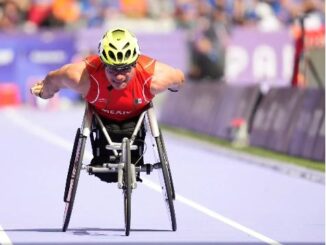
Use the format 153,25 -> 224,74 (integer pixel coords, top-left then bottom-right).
312,112 -> 325,161
265,88 -> 304,153
288,89 -> 325,161
251,87 -> 325,161
160,82 -> 325,162
160,81 -> 260,141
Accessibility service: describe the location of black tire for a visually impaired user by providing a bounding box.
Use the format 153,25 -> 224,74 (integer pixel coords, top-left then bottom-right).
62,129 -> 87,232
159,128 -> 176,200
64,129 -> 80,202
156,136 -> 177,231
123,138 -> 132,236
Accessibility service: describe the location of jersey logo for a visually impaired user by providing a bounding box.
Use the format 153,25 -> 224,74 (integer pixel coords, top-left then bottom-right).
102,109 -> 132,115
134,98 -> 142,105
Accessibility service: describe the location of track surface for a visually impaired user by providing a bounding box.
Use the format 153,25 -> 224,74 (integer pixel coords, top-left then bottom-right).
0,105 -> 324,245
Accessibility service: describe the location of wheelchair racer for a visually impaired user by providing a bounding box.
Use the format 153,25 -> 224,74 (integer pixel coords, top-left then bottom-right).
30,28 -> 185,182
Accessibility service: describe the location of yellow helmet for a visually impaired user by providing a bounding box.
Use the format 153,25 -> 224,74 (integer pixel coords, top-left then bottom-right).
98,28 -> 140,66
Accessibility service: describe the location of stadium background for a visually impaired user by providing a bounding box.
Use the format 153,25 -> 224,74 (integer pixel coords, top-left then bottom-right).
0,0 -> 324,162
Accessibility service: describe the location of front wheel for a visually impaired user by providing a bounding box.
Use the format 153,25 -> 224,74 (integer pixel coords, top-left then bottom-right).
122,138 -> 132,236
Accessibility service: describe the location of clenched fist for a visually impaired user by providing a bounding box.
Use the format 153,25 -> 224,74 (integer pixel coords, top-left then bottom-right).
30,82 -> 44,98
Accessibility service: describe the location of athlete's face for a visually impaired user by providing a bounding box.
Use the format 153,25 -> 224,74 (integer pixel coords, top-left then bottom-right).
105,65 -> 135,90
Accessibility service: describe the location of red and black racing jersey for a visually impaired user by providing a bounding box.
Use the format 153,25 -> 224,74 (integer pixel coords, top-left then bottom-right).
84,54 -> 155,121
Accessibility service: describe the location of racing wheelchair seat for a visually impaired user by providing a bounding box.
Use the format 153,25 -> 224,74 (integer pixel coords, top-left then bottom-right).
62,102 -> 176,236
87,109 -> 147,183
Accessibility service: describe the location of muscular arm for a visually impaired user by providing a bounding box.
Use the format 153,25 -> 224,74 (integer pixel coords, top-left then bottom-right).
30,61 -> 90,99
150,61 -> 185,95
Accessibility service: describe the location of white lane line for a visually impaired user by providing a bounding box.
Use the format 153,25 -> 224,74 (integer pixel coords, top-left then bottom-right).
3,109 -> 93,160
4,109 -> 281,245
0,225 -> 12,245
143,178 -> 281,245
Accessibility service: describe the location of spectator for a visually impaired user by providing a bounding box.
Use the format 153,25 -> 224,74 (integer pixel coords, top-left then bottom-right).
26,0 -> 56,29
147,0 -> 175,19
255,1 -> 282,31
181,1 -> 227,81
229,0 -> 258,26
174,0 -> 198,29
119,0 -> 147,18
51,0 -> 80,26
188,15 -> 225,81
0,0 -> 24,30
79,0 -> 111,28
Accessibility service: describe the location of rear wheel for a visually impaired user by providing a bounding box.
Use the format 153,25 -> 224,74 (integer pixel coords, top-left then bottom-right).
122,138 -> 132,236
159,128 -> 176,200
62,128 -> 86,232
156,136 -> 177,231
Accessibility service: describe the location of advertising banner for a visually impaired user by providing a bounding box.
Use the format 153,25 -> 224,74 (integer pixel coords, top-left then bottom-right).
301,91 -> 325,160
165,83 -> 228,136
161,82 -> 324,161
159,82 -> 190,127
160,82 -> 260,141
287,90 -> 322,157
250,90 -> 279,148
312,113 -> 325,161
0,33 -> 18,82
266,88 -> 304,153
225,28 -> 294,86
0,31 -> 76,101
251,88 -> 302,152
211,85 -> 260,140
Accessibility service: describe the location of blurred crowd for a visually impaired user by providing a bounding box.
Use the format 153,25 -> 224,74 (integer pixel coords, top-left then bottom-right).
0,0 -> 324,80
0,0 -> 324,31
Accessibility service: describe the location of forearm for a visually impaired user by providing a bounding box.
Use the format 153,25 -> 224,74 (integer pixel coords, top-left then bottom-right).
31,62 -> 87,99
151,65 -> 185,95
168,69 -> 185,91
40,70 -> 66,98
160,68 -> 185,93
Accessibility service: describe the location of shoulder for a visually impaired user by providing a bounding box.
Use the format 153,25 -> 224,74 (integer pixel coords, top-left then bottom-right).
136,54 -> 156,74
137,54 -> 155,65
84,55 -> 103,73
61,60 -> 87,78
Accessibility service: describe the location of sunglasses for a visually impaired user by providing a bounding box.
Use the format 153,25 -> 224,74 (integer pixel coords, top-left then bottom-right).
105,63 -> 136,75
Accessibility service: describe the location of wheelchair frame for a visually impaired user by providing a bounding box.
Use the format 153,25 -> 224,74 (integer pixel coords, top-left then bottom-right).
62,102 -> 176,236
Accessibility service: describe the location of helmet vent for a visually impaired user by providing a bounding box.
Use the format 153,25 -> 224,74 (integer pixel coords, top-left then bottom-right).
125,50 -> 131,59
109,43 -> 117,50
123,42 -> 130,49
108,51 -> 116,61
102,50 -> 108,60
133,48 -> 137,57
117,52 -> 123,61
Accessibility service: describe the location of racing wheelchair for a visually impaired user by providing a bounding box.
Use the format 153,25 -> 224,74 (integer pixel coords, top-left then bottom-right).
62,102 -> 176,236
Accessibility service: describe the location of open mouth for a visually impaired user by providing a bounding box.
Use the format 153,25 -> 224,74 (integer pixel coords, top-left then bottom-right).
111,79 -> 128,88
112,79 -> 125,85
